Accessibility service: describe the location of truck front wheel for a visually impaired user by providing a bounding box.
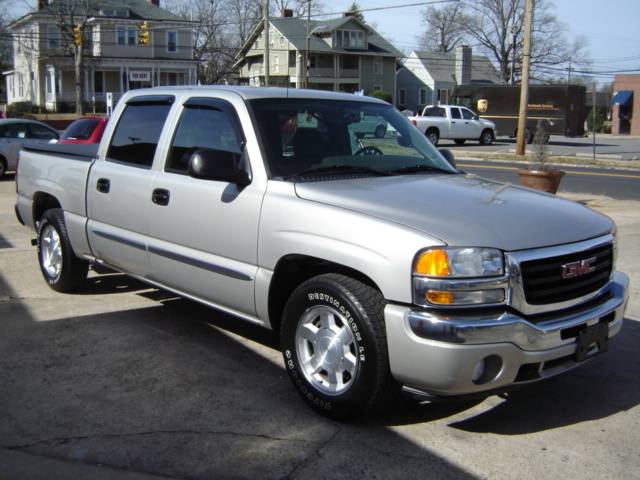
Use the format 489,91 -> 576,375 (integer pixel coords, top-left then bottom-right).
425,129 -> 439,146
479,129 -> 494,145
37,209 -> 88,292
281,273 -> 398,419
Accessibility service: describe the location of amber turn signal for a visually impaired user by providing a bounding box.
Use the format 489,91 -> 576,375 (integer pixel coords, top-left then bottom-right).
425,290 -> 455,305
415,249 -> 450,276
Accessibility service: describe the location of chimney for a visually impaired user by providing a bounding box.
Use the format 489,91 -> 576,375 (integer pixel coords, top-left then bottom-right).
455,45 -> 472,85
149,0 -> 159,6
282,8 -> 293,17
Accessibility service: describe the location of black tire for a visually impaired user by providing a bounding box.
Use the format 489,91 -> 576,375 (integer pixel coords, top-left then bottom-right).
514,129 -> 534,144
37,208 -> 88,292
374,124 -> 386,139
454,139 -> 466,146
281,273 -> 398,419
426,128 -> 439,146
0,157 -> 6,179
479,129 -> 494,146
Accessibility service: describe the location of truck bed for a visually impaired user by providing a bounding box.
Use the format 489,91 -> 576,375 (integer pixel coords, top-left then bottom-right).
22,143 -> 99,161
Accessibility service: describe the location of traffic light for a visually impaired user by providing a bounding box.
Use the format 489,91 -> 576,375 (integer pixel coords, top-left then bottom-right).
138,21 -> 150,46
73,24 -> 82,46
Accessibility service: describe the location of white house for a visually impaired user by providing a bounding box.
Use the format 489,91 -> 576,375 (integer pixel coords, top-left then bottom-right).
4,0 -> 198,111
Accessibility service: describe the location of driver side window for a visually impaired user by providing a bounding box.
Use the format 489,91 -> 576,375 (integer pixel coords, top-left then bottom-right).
166,106 -> 242,174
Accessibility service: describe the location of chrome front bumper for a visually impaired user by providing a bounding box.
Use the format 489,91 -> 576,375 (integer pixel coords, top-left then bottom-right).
385,271 -> 629,396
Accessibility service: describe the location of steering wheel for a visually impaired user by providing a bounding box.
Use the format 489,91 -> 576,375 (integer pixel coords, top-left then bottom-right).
355,146 -> 383,156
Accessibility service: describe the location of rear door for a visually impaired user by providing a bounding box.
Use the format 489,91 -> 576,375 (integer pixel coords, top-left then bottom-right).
147,96 -> 265,316
87,95 -> 174,277
0,123 -> 30,169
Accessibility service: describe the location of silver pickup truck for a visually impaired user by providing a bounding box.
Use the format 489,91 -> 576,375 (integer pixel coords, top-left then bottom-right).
15,87 -> 629,419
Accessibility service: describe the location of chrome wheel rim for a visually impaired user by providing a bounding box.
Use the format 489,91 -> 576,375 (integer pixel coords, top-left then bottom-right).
483,132 -> 492,143
295,305 -> 359,396
41,225 -> 62,281
427,132 -> 437,144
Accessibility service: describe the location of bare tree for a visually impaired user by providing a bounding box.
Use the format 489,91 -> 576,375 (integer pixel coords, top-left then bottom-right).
418,3 -> 469,53
43,0 -> 92,114
459,0 -> 590,83
271,0 -> 323,17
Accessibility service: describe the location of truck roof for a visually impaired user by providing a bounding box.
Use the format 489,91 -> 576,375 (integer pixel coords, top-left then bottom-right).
125,86 -> 386,104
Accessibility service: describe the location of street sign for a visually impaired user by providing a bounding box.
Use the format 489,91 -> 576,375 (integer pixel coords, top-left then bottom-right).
129,71 -> 151,82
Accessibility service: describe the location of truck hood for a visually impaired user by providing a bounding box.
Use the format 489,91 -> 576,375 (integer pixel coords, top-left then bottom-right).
294,174 -> 613,251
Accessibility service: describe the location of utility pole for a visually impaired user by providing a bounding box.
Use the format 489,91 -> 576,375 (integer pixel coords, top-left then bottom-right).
305,0 -> 311,89
592,82 -> 597,160
510,25 -> 517,85
568,60 -> 572,84
264,0 -> 270,87
516,0 -> 534,156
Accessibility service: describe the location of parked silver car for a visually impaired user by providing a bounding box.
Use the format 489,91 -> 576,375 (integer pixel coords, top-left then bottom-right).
0,119 -> 59,178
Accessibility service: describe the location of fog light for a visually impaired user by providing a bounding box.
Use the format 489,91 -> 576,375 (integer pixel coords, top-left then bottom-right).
472,359 -> 487,383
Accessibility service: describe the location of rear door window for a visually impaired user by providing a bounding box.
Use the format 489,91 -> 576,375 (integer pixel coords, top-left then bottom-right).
107,100 -> 172,168
29,123 -> 58,140
62,119 -> 100,140
423,107 -> 445,117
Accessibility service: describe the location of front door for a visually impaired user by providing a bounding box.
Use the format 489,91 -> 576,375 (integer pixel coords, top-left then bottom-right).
460,107 -> 484,138
147,97 -> 264,316
87,95 -> 175,277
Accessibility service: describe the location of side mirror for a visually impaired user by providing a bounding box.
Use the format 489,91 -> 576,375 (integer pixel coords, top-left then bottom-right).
438,148 -> 456,168
188,148 -> 251,186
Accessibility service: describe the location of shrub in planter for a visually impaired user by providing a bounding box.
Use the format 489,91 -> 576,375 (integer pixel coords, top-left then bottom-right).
517,121 -> 565,194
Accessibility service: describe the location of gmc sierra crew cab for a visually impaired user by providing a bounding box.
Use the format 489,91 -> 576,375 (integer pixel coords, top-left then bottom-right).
408,104 -> 497,146
15,86 -> 629,419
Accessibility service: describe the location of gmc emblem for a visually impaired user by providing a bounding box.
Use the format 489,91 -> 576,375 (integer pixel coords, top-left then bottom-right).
561,257 -> 597,279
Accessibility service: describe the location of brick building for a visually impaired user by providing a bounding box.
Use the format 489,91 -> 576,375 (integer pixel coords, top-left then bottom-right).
611,74 -> 640,135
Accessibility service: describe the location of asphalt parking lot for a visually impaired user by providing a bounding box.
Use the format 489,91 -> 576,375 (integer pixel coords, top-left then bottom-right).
1,175 -> 639,480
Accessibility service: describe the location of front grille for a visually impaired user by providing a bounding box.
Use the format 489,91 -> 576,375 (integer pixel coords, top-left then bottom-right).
520,243 -> 613,305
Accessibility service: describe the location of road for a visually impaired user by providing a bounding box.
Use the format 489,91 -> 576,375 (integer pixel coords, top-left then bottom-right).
443,135 -> 640,161
457,159 -> 640,200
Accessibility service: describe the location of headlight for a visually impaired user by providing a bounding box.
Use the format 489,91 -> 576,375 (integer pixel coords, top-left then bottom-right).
414,247 -> 504,277
413,247 -> 507,307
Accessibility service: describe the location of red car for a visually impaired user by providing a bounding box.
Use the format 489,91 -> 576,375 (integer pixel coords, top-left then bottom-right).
60,117 -> 108,144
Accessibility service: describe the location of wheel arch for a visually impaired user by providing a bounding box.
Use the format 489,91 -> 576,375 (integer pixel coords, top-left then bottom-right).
267,254 -> 382,334
32,191 -> 62,225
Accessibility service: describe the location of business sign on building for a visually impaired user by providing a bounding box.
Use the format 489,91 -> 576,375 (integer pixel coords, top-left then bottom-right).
130,71 -> 151,82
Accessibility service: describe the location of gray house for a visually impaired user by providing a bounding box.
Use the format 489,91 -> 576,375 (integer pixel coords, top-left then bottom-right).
234,13 -> 401,102
396,46 -> 502,113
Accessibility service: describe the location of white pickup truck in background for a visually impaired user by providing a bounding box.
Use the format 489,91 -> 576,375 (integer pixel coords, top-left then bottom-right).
409,105 -> 497,146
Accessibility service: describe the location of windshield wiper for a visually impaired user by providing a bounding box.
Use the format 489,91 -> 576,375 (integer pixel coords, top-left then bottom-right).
389,164 -> 457,175
289,164 -> 391,179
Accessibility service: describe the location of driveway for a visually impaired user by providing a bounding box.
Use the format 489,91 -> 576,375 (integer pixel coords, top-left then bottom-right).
1,176 -> 639,479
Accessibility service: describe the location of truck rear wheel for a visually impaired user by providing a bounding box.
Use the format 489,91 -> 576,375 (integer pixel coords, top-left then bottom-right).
425,129 -> 439,146
37,209 -> 88,292
0,157 -> 6,179
281,273 -> 398,419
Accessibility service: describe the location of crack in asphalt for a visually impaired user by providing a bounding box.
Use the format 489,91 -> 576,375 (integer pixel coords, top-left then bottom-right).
279,427 -> 342,480
2,428 -> 318,451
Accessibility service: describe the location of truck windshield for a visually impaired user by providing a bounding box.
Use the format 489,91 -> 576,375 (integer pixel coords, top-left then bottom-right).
249,98 -> 458,179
